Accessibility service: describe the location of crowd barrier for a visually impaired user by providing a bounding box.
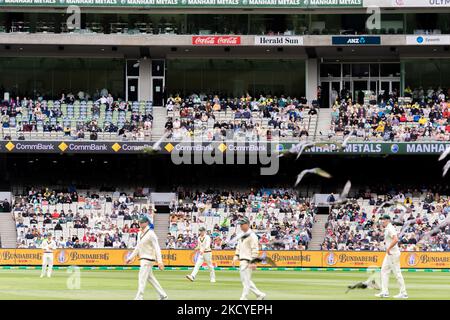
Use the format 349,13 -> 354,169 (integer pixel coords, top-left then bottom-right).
0,249 -> 449,268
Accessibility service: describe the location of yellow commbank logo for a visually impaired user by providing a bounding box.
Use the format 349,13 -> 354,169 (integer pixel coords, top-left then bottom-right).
5,141 -> 15,151
218,143 -> 227,153
112,143 -> 121,152
58,142 -> 68,152
164,143 -> 174,152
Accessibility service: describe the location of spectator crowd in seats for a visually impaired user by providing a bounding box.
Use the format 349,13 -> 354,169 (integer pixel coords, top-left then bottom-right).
327,86 -> 450,142
1,92 -> 153,141
164,93 -> 316,141
13,187 -> 155,249
321,188 -> 450,252
166,188 -> 316,251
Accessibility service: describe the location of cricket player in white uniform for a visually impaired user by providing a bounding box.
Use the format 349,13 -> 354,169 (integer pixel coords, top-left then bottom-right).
375,214 -> 408,299
186,226 -> 216,283
232,217 -> 266,300
126,215 -> 168,300
40,233 -> 57,278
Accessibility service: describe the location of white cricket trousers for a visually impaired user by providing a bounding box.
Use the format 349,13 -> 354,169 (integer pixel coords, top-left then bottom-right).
380,252 -> 407,295
190,252 -> 216,280
239,260 -> 264,300
135,259 -> 167,300
41,253 -> 54,277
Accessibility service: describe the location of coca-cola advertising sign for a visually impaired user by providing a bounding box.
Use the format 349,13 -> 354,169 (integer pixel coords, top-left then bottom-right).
192,36 -> 241,46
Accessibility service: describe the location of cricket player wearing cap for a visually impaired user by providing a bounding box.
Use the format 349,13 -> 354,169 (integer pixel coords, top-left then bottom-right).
232,216 -> 266,300
375,214 -> 408,299
40,233 -> 57,278
186,226 -> 216,283
126,215 -> 168,300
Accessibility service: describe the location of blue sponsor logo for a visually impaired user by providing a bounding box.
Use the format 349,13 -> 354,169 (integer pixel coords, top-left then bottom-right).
332,36 -> 381,45
58,250 -> 67,263
390,144 -> 399,153
407,253 -> 418,266
326,252 -> 337,265
416,36 -> 424,44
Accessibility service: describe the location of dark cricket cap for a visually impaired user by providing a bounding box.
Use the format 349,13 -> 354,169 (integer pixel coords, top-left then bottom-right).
380,214 -> 391,220
237,216 -> 250,225
138,215 -> 150,223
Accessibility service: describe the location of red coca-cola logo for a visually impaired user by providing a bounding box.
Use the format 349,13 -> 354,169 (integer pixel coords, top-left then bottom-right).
192,36 -> 241,46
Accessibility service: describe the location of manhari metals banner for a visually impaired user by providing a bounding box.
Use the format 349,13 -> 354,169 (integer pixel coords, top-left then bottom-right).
1,140 -> 450,155
1,249 -> 449,268
0,0 -> 364,7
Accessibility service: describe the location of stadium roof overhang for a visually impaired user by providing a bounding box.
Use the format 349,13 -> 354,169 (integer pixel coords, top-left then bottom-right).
0,34 -> 449,59
0,45 -> 448,60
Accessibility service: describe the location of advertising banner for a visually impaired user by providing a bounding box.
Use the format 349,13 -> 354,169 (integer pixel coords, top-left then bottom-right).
1,140 -> 450,155
192,36 -> 241,45
406,35 -> 450,45
254,36 -> 304,46
323,251 -> 385,268
392,0 -> 450,7
0,0 -> 364,8
2,249 -> 450,268
401,252 -> 450,268
332,36 -> 381,45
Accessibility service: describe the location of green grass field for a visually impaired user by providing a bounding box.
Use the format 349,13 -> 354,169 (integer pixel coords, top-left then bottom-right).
0,268 -> 449,300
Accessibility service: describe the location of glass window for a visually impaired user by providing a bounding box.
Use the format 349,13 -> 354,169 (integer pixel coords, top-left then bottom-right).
380,64 -> 400,77
320,64 -> 341,78
127,60 -> 139,77
343,64 -> 351,77
370,64 -> 380,78
380,14 -> 404,34
404,59 -> 450,89
406,13 -> 450,34
188,14 -> 248,35
166,59 -> 305,98
0,58 -> 124,99
352,64 -> 370,77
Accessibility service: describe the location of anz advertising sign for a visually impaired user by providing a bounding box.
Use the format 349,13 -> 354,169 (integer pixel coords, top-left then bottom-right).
332,36 -> 381,45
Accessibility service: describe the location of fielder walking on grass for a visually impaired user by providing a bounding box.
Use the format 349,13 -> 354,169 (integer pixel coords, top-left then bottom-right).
232,217 -> 266,300
40,233 -> 57,278
126,215 -> 168,300
186,226 -> 216,283
375,214 -> 408,299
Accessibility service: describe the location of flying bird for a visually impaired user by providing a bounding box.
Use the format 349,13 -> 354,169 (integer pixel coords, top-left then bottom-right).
278,141 -> 315,159
295,168 -> 332,187
438,145 -> 450,161
375,200 -> 408,215
418,215 -> 450,242
151,132 -> 170,151
334,180 -> 352,204
443,160 -> 450,177
340,130 -> 356,150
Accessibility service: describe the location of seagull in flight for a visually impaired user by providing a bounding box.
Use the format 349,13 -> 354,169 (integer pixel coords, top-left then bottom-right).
443,160 -> 450,177
295,168 -> 332,187
438,145 -> 450,161
278,141 -> 315,159
332,180 -> 352,205
340,130 -> 356,150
